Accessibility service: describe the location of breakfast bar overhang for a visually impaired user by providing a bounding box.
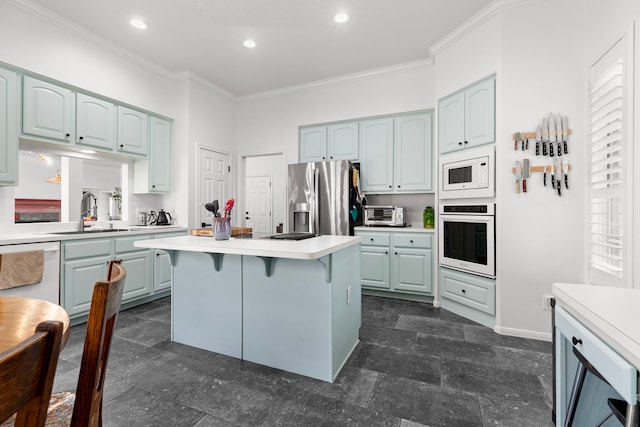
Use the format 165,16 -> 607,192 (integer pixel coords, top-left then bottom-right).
135,234 -> 361,383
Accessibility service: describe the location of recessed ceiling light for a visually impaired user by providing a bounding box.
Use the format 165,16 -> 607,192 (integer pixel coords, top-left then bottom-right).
243,39 -> 256,48
130,19 -> 148,30
334,12 -> 349,23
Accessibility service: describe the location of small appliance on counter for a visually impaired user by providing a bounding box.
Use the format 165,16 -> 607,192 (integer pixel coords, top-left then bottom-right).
363,206 -> 406,227
155,209 -> 172,225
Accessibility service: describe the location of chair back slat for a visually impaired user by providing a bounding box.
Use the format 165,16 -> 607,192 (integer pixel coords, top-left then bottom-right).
0,321 -> 64,427
71,260 -> 126,427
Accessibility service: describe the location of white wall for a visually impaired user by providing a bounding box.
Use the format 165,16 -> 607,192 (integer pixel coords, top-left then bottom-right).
236,62 -> 436,163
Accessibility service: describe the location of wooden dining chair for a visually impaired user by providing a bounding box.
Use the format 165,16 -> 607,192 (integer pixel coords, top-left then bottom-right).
3,260 -> 127,427
0,320 -> 64,427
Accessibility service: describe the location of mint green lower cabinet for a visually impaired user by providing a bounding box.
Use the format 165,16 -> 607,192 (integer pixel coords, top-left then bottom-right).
439,267 -> 495,328
393,248 -> 432,294
356,230 -> 433,299
117,250 -> 152,302
0,67 -> 18,186
63,255 -> 111,317
361,246 -> 390,289
153,250 -> 172,292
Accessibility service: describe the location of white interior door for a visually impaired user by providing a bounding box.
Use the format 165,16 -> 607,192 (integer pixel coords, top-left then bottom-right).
245,176 -> 272,233
198,147 -> 230,227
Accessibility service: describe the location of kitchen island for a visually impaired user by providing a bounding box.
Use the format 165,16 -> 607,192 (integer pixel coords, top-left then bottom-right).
134,234 -> 361,382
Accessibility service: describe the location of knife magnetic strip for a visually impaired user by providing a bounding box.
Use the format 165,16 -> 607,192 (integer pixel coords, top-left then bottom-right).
512,129 -> 572,140
511,164 -> 572,174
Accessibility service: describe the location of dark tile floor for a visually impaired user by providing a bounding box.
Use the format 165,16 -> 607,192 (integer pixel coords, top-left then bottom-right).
53,296 -> 554,426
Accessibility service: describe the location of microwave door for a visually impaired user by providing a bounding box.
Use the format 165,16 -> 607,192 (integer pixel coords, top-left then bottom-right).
448,165 -> 473,186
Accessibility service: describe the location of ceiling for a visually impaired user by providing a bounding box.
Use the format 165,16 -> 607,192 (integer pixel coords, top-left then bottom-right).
23,0 -> 494,97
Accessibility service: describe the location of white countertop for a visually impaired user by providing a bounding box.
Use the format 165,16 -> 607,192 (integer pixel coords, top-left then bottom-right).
0,226 -> 187,245
135,234 -> 361,260
354,225 -> 435,233
553,283 -> 640,370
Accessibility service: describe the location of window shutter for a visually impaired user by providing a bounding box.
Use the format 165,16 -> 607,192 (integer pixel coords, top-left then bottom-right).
588,36 -> 629,287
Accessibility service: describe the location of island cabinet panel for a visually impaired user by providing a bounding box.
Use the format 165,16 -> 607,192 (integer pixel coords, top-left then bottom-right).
242,244 -> 361,382
171,252 -> 242,358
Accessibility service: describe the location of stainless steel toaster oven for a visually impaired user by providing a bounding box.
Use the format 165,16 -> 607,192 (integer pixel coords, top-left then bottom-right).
363,206 -> 405,226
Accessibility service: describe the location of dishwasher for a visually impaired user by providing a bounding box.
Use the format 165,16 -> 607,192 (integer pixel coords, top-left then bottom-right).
0,241 -> 60,304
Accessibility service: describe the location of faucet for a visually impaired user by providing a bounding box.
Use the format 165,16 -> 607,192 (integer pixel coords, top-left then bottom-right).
79,191 -> 97,232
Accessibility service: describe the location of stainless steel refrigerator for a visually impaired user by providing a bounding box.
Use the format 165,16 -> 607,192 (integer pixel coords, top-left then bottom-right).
288,160 -> 362,236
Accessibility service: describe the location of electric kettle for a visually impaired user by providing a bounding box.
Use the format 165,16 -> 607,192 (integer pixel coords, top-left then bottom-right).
156,209 -> 171,225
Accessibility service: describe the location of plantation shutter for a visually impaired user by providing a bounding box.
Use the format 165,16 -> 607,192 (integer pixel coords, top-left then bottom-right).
587,35 -> 630,287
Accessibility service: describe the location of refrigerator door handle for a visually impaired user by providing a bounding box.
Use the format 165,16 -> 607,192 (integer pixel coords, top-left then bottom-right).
312,167 -> 320,234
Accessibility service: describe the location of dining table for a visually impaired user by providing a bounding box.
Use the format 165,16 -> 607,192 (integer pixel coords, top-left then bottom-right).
0,297 -> 71,353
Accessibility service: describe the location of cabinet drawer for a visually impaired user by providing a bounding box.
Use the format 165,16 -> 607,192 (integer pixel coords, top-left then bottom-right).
440,268 -> 495,315
393,233 -> 432,249
556,306 -> 637,402
64,239 -> 112,260
356,232 -> 390,246
115,235 -> 151,254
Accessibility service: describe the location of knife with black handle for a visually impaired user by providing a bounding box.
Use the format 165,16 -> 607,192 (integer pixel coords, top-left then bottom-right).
548,114 -> 555,157
563,159 -> 569,189
556,158 -> 562,196
542,118 -> 548,156
556,113 -> 563,157
543,165 -> 547,187
550,163 -> 555,189
536,124 -> 541,156
562,116 -> 569,155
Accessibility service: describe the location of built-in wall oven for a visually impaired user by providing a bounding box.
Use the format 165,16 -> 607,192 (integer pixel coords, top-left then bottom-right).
439,203 -> 495,278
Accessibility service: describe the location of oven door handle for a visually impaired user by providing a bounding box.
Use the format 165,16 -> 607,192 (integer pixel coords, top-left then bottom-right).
43,246 -> 60,253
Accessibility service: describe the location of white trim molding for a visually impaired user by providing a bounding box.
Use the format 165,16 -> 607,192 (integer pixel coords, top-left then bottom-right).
493,325 -> 552,342
429,0 -> 544,57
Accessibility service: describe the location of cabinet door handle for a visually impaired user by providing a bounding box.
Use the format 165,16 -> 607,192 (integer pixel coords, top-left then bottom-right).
458,141 -> 463,145
330,156 -> 333,159
410,240 -> 414,243
397,185 -> 401,188
461,289 -> 466,293
119,144 -> 124,148
464,140 -> 469,144
394,251 -> 398,255
388,185 -> 392,189
384,251 -> 388,255
152,185 -> 156,188
571,336 -> 582,346
79,136 -> 84,140
370,238 -> 374,242
156,253 -> 160,257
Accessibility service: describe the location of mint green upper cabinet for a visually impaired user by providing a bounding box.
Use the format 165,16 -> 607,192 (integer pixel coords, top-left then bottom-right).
299,126 -> 327,162
0,67 -> 18,186
327,122 -> 359,161
438,91 -> 465,154
299,123 -> 359,162
117,106 -> 148,156
465,77 -> 495,148
22,76 -> 75,143
76,93 -> 116,150
148,117 -> 171,192
439,76 -> 495,154
134,116 -> 171,194
394,112 -> 433,192
359,118 -> 394,192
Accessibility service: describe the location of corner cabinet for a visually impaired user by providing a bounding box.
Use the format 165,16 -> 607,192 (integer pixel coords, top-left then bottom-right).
0,67 -> 18,186
356,229 -> 433,299
299,123 -> 359,162
76,92 -> 116,150
134,116 -> 171,193
22,76 -> 75,143
439,75 -> 495,154
117,106 -> 148,156
360,111 -> 433,193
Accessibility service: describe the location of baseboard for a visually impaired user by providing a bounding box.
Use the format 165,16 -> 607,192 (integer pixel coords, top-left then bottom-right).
493,325 -> 552,342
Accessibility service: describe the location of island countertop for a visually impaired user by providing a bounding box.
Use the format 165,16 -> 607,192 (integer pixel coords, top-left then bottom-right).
134,234 -> 361,260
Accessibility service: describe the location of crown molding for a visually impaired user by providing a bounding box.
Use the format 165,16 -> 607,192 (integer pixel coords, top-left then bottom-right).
237,58 -> 434,103
6,0 -> 177,82
174,71 -> 237,100
429,0 -> 544,57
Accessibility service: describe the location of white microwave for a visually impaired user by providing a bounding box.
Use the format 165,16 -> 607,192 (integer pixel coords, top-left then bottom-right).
440,145 -> 495,199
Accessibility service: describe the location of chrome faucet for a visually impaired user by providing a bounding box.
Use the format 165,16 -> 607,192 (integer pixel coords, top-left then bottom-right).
79,191 -> 97,232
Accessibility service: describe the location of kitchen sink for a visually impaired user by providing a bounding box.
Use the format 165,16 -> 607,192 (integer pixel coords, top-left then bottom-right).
49,229 -> 131,235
